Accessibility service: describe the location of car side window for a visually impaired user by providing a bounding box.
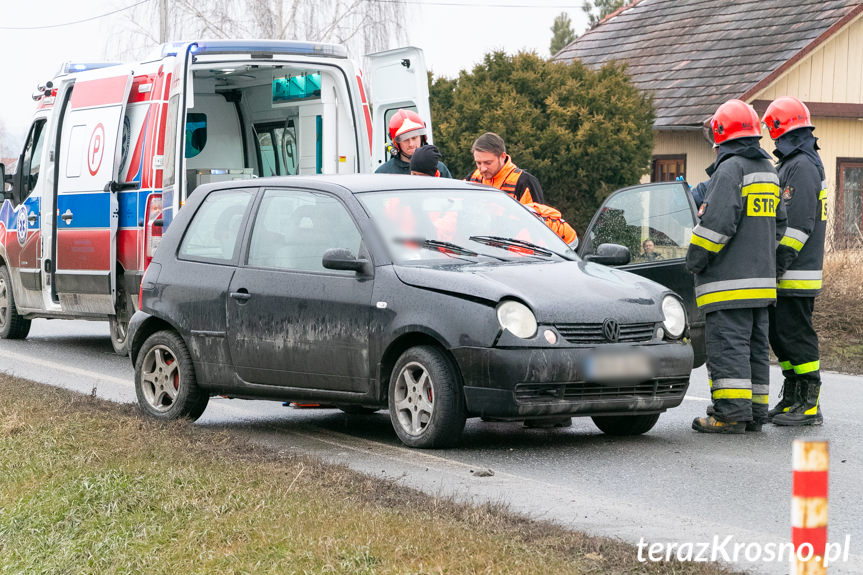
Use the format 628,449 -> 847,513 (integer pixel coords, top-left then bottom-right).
247,189 -> 362,274
178,189 -> 253,263
585,184 -> 695,262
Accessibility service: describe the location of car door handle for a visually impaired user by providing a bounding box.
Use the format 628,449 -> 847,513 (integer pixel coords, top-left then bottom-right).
27,213 -> 38,223
61,209 -> 74,223
230,290 -> 251,302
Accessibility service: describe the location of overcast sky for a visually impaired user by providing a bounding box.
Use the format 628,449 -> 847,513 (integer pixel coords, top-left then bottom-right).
0,0 -> 589,152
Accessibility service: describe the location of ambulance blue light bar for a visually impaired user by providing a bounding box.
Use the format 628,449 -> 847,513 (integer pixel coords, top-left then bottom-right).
56,61 -> 123,76
160,40 -> 348,59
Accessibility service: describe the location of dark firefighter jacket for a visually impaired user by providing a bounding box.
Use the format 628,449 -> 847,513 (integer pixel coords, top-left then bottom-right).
376,155 -> 453,178
686,139 -> 787,313
465,155 -> 545,204
774,129 -> 827,297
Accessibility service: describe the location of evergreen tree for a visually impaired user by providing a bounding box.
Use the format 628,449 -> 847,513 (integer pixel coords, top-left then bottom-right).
583,0 -> 626,28
550,12 -> 576,55
429,51 -> 654,234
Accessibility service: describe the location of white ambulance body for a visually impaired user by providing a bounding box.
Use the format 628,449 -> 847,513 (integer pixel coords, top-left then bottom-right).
0,40 -> 431,352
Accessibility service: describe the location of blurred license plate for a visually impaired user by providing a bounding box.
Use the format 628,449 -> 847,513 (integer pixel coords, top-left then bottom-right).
584,351 -> 653,382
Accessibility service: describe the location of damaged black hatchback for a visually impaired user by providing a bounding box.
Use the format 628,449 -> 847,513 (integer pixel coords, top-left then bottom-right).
129,175 -> 693,448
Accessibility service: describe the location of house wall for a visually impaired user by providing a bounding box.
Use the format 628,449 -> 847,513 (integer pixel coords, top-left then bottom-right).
641,130 -> 714,185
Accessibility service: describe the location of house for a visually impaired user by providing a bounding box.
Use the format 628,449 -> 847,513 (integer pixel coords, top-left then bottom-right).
554,0 -> 863,248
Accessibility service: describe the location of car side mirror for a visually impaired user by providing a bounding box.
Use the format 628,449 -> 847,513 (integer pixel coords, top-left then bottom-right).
322,248 -> 369,273
584,243 -> 631,266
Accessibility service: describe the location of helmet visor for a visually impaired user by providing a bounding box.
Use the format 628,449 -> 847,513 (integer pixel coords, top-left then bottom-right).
395,127 -> 427,142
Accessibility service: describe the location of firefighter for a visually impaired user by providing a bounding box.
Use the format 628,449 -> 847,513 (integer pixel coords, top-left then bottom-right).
762,97 -> 827,426
466,132 -> 545,204
688,99 -> 786,434
376,110 -> 452,177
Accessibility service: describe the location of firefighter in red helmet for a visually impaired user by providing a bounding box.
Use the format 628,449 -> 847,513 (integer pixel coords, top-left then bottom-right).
689,99 -> 787,434
376,109 -> 452,177
762,96 -> 827,426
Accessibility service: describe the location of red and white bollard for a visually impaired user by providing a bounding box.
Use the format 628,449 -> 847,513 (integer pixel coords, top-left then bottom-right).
791,439 -> 829,574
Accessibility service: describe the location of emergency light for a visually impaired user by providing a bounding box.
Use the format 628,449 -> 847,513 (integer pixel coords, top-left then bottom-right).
55,61 -> 122,76
159,40 -> 348,59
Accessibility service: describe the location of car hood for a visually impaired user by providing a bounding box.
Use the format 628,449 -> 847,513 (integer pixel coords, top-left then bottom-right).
393,260 -> 667,323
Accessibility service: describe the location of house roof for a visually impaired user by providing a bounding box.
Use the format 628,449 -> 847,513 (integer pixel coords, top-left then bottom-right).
554,0 -> 863,129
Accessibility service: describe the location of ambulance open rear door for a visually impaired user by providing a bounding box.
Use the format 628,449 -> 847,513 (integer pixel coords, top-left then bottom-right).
54,67 -> 133,315
364,46 -> 431,171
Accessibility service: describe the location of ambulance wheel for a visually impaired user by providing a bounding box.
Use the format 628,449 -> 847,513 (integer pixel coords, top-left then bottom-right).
109,316 -> 130,356
591,413 -> 660,436
134,330 -> 208,421
0,264 -> 31,340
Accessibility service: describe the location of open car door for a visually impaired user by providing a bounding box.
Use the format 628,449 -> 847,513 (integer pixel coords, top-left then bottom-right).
364,46 -> 431,171
54,67 -> 134,315
578,181 -> 705,367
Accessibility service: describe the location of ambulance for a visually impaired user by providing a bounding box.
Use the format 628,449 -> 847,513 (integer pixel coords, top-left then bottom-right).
0,40 -> 431,353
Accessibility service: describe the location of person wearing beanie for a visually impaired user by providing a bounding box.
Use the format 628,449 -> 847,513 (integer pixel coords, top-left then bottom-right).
410,145 -> 443,177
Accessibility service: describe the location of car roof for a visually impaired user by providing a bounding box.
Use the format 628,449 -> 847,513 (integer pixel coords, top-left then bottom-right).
197,174 -> 492,195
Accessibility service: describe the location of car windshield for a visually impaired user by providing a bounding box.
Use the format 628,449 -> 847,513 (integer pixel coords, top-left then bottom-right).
358,188 -> 577,264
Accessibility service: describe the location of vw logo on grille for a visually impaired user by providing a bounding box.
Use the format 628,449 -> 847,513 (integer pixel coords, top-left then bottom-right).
602,318 -> 620,342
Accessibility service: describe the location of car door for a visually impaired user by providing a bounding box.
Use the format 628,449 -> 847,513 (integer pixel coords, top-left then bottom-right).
226,187 -> 372,391
579,181 -> 705,366
364,46 -> 431,170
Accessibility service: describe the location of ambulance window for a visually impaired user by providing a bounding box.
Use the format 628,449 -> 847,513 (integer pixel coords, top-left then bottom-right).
20,120 -> 47,195
255,120 -> 298,177
185,113 -> 207,159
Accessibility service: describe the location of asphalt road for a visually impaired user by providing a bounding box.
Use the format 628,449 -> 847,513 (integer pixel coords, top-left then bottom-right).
1,319 -> 861,574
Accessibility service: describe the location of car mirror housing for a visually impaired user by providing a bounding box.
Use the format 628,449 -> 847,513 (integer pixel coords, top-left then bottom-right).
584,243 -> 631,266
322,248 -> 368,273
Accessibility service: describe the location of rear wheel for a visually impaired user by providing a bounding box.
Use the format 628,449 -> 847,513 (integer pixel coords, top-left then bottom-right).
108,316 -> 130,356
592,413 -> 660,436
0,265 -> 31,340
134,330 -> 208,421
388,345 -> 465,448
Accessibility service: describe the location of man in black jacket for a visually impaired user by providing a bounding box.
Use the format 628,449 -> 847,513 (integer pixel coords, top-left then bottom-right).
762,97 -> 827,426
688,99 -> 787,434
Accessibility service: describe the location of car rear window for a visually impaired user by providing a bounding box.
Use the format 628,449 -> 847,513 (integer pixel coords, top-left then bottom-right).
178,189 -> 253,263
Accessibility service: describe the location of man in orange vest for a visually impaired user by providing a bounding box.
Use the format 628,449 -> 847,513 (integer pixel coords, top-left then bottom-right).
465,132 -> 545,204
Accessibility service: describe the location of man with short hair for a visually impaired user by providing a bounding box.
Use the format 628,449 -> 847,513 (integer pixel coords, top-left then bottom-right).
465,132 -> 545,204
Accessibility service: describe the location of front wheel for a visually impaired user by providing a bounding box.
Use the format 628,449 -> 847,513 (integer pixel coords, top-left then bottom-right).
134,330 -> 208,421
592,413 -> 660,436
388,345 -> 465,449
0,265 -> 31,340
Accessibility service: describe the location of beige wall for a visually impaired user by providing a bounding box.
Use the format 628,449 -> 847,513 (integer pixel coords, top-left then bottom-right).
641,130 -> 714,185
753,13 -> 863,104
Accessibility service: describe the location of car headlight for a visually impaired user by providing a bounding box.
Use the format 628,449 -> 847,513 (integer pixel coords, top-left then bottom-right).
661,295 -> 686,339
496,300 -> 537,339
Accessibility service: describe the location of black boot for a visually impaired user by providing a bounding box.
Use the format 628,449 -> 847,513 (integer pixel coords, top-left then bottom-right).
767,378 -> 798,422
772,381 -> 823,426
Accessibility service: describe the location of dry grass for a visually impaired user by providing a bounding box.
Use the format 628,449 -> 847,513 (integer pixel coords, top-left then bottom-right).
814,249 -> 863,373
0,374 -> 742,575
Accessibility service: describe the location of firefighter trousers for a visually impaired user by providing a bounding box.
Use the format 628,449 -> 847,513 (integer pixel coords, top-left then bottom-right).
706,307 -> 770,423
768,296 -> 820,386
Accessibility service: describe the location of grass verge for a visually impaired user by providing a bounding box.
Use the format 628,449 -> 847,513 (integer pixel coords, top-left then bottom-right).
0,374 -> 741,575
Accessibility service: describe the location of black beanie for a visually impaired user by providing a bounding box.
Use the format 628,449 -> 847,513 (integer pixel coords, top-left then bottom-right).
410,145 -> 442,176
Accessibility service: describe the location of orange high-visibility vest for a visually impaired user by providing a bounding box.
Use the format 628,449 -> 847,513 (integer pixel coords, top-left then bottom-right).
525,202 -> 578,245
467,156 -> 535,204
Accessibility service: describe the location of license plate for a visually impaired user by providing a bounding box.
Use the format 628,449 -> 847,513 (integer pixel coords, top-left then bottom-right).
583,350 -> 653,382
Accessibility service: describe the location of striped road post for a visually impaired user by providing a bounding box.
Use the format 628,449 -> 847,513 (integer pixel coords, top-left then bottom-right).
792,439 -> 829,574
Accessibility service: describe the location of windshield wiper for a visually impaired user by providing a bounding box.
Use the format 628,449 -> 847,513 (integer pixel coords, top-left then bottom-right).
468,235 -> 563,258
394,237 -> 479,258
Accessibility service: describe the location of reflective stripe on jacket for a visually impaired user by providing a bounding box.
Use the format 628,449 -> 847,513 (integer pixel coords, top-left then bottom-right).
686,156 -> 785,313
775,152 -> 826,297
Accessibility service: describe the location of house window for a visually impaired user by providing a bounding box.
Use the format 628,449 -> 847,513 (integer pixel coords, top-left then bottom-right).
652,155 -> 685,182
835,158 -> 863,248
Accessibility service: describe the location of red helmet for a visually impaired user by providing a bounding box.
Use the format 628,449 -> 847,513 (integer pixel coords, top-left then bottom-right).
711,99 -> 761,145
762,96 -> 813,139
388,109 -> 427,151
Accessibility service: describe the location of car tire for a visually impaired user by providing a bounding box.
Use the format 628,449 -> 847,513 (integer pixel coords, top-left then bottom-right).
338,405 -> 379,415
388,345 -> 466,448
108,315 -> 130,356
591,413 -> 660,436
134,330 -> 208,421
0,265 -> 31,340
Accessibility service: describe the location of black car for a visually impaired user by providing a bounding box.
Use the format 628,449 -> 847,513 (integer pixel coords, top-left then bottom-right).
129,175 -> 694,448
